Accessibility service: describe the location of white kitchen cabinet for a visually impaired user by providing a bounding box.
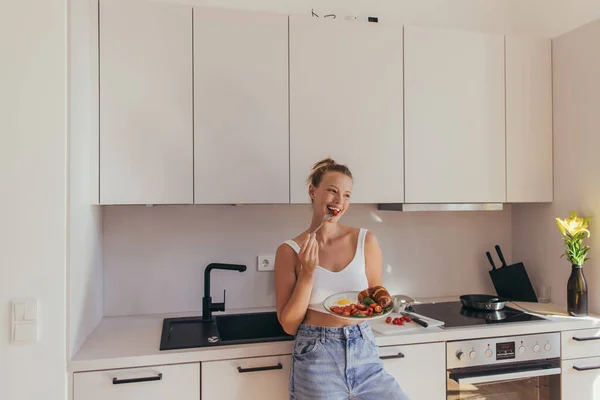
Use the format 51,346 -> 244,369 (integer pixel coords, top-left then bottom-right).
99,0 -> 193,204
73,362 -> 199,400
506,35 -> 553,203
562,328 -> 600,360
562,356 -> 600,400
193,8 -> 289,204
404,26 -> 505,203
380,342 -> 446,399
202,354 -> 290,400
289,16 -> 404,204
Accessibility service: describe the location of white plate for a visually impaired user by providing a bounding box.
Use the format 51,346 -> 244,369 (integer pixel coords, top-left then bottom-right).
322,291 -> 394,321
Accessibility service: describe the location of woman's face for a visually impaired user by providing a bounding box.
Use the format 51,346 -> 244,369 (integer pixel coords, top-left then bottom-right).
309,171 -> 353,222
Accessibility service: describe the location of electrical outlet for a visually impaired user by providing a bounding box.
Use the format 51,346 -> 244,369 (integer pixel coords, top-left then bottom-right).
257,255 -> 275,272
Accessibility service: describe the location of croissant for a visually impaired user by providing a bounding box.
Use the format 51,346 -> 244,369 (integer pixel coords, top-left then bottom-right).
358,286 -> 393,308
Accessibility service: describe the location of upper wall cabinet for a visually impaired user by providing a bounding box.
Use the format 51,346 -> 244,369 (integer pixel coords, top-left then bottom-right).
289,16 -> 404,204
505,36 -> 553,203
193,8 -> 289,204
99,0 -> 193,205
404,26 -> 506,203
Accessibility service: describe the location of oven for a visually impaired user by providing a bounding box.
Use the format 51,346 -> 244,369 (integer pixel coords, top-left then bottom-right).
446,333 -> 561,400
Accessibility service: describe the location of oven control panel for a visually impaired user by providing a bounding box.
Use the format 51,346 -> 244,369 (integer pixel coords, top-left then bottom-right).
446,332 -> 560,369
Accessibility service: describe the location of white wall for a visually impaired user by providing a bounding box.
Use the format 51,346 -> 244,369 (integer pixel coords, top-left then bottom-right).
0,1 -> 68,400
151,0 -> 600,38
68,0 -> 104,358
103,204 -> 512,316
512,18 -> 600,313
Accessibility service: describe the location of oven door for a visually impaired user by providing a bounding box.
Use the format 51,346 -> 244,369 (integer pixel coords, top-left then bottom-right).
447,358 -> 561,400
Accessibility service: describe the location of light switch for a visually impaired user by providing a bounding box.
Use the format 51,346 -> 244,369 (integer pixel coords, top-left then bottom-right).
13,322 -> 38,343
11,299 -> 38,344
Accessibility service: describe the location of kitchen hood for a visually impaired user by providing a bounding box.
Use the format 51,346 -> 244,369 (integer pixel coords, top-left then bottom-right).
376,203 -> 503,212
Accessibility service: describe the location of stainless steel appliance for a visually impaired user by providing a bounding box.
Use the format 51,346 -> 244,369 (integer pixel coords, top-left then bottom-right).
446,333 -> 561,399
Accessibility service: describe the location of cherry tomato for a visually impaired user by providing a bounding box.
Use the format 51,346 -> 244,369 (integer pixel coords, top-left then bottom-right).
343,311 -> 350,317
369,303 -> 378,309
385,316 -> 392,324
356,304 -> 367,311
374,305 -> 382,313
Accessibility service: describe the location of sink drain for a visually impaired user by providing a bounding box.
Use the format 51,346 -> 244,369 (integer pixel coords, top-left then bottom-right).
208,336 -> 219,343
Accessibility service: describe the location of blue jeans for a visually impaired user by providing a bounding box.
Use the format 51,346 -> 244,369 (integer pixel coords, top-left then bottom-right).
290,321 -> 411,400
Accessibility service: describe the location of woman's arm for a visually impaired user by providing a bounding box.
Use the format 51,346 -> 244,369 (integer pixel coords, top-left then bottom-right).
364,231 -> 383,287
274,234 -> 318,335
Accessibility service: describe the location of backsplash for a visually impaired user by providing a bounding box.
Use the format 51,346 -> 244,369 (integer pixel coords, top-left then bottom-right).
103,204 -> 512,316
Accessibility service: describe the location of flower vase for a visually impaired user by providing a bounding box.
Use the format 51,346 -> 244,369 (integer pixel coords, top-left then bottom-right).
567,264 -> 588,317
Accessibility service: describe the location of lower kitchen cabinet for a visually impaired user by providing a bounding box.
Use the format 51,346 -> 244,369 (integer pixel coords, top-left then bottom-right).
380,342 -> 446,400
73,362 -> 200,400
562,357 -> 600,400
202,354 -> 291,399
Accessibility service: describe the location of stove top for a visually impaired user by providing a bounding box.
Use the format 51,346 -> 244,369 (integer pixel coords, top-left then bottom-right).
408,301 -> 547,329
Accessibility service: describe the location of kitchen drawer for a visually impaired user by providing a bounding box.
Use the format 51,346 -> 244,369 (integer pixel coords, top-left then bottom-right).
562,356 -> 600,400
202,354 -> 290,400
73,362 -> 199,400
562,328 -> 600,360
380,342 -> 446,400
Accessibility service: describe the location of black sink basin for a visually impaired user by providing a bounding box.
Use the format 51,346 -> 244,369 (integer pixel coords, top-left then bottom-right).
159,311 -> 294,351
216,312 -> 292,343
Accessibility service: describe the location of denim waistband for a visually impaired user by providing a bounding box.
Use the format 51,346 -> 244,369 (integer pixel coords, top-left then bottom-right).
296,321 -> 372,340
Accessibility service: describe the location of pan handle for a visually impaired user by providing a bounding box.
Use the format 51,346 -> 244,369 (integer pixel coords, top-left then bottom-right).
495,245 -> 507,267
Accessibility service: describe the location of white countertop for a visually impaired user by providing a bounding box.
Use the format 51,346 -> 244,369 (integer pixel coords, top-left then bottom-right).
69,298 -> 600,373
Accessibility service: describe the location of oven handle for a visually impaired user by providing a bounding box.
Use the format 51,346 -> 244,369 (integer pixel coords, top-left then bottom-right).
452,367 -> 561,385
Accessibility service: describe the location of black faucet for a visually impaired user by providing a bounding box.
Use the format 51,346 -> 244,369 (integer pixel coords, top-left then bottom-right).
202,263 -> 247,321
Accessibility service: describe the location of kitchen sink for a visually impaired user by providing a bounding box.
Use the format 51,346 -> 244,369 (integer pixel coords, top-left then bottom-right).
215,312 -> 292,343
159,311 -> 293,350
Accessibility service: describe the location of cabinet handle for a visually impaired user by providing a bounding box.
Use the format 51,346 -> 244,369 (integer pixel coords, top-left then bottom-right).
112,373 -> 163,385
573,336 -> 600,342
573,365 -> 600,371
380,352 -> 405,360
237,363 -> 283,373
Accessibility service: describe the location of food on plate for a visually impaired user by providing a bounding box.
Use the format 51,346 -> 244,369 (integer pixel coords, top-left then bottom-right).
357,286 -> 393,309
328,287 -> 393,318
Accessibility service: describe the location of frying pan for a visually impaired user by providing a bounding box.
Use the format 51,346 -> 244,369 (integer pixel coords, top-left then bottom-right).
460,294 -> 506,311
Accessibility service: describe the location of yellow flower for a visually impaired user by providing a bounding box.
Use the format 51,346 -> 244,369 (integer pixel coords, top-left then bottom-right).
556,211 -> 592,238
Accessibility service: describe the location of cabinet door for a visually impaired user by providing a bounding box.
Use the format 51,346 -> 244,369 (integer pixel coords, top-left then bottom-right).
562,328 -> 600,360
562,357 -> 600,400
380,342 -> 446,399
506,35 -> 553,203
194,8 -> 289,204
404,26 -> 505,203
202,355 -> 290,399
73,363 -> 199,400
99,0 -> 193,204
289,16 -> 404,204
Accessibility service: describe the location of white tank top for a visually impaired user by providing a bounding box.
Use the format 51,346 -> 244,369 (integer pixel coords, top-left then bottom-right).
282,228 -> 370,313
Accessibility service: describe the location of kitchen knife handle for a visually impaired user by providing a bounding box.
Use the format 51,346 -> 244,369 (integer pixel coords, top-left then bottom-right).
495,245 -> 507,266
486,251 -> 496,270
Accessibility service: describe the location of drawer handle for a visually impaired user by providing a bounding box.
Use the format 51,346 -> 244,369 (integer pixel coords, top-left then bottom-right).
380,352 -> 405,360
237,363 -> 283,373
574,365 -> 600,371
112,373 -> 163,385
573,336 -> 600,342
